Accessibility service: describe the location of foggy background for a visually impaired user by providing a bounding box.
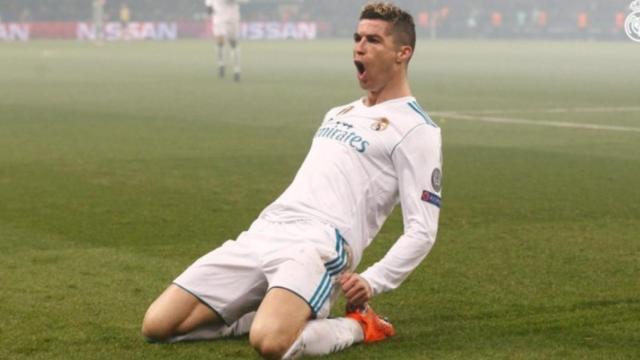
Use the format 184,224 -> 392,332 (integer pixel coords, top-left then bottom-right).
0,0 -> 635,41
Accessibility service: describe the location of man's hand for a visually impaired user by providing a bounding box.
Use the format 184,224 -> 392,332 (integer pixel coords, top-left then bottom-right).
340,272 -> 373,307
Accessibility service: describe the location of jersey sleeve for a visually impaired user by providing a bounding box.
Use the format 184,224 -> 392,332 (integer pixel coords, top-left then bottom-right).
360,123 -> 442,295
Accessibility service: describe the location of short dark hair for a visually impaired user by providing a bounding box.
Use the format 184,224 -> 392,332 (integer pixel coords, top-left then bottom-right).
359,2 -> 416,51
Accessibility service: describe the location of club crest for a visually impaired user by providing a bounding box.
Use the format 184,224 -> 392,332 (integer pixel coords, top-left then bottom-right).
371,117 -> 390,131
626,0 -> 640,42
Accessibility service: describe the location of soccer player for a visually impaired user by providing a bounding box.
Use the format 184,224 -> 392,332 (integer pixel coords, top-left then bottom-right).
142,2 -> 442,359
92,0 -> 105,42
205,0 -> 242,81
119,3 -> 131,40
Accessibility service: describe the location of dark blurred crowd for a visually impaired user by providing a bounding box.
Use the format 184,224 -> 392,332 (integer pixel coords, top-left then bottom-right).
301,0 -> 632,39
0,0 -> 634,39
0,0 -> 201,22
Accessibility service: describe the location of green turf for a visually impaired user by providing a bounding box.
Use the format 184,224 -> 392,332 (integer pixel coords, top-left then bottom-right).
1,39 -> 639,359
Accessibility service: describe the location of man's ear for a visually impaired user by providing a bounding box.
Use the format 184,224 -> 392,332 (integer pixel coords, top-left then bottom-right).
396,45 -> 413,64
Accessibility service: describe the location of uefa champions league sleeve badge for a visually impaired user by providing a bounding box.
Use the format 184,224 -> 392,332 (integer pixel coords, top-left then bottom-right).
626,0 -> 640,42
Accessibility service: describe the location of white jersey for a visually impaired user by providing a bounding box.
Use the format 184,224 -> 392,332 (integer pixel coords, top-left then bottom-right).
206,0 -> 240,22
260,96 -> 443,295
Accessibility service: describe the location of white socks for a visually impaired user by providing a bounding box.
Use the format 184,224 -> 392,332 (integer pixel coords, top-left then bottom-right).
216,43 -> 225,68
164,312 -> 365,358
283,317 -> 364,359
229,45 -> 241,75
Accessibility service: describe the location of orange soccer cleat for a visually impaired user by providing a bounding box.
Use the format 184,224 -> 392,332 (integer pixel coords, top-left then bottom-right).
346,305 -> 396,343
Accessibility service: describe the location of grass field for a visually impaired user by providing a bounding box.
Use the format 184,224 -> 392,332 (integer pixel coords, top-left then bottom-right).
1,39 -> 639,359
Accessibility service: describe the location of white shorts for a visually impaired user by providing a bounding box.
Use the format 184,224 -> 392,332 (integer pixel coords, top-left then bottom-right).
173,218 -> 351,325
212,16 -> 240,40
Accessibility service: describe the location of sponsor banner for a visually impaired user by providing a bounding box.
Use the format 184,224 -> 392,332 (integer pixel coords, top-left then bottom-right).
241,22 -> 317,40
76,22 -> 179,41
0,21 -> 321,41
0,23 -> 30,41
30,22 -> 77,39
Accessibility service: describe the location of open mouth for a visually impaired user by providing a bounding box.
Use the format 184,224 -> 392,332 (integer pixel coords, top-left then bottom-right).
354,60 -> 366,79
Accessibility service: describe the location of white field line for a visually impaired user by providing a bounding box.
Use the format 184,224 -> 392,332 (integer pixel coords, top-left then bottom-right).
431,112 -> 640,133
433,106 -> 640,115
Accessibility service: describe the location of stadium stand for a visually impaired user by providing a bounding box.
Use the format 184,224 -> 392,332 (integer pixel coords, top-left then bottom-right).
0,0 -> 633,40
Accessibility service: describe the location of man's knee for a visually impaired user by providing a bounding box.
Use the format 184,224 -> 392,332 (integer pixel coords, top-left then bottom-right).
141,284 -> 216,342
249,288 -> 311,358
249,325 -> 293,360
141,307 -> 173,342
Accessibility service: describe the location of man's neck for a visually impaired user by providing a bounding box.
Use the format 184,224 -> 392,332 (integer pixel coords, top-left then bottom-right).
364,75 -> 412,107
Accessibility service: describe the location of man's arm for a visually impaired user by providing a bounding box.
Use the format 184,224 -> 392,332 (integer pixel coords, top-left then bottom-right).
340,272 -> 373,306
359,124 -> 443,297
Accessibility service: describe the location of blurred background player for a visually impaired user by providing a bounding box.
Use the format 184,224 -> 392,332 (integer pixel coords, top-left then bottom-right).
92,0 -> 105,42
119,3 -> 131,40
205,0 -> 242,81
